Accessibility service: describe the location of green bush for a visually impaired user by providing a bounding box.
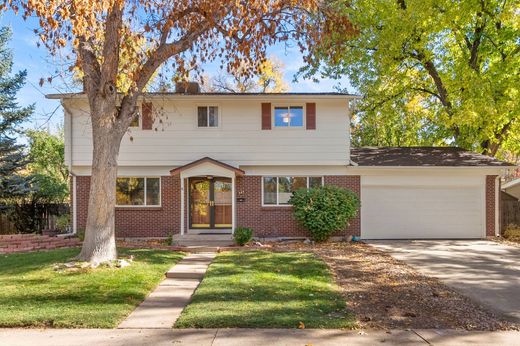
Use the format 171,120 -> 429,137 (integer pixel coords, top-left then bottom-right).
76,228 -> 85,241
55,214 -> 70,233
504,224 -> 520,241
233,227 -> 253,246
289,185 -> 360,242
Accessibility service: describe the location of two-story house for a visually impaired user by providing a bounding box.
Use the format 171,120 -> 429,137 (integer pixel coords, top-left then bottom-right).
48,88 -> 514,241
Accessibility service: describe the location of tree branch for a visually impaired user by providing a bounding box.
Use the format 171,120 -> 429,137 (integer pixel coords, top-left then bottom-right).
100,1 -> 123,92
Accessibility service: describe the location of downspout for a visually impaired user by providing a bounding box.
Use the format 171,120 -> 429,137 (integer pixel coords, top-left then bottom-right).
495,175 -> 500,237
62,101 -> 77,235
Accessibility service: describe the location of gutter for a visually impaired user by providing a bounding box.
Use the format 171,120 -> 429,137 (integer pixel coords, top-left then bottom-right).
495,175 -> 500,237
61,101 -> 77,236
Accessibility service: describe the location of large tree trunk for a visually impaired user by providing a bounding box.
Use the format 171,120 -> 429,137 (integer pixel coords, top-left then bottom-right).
77,99 -> 127,264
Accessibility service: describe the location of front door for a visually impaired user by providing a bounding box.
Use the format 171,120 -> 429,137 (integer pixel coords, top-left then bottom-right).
189,177 -> 232,229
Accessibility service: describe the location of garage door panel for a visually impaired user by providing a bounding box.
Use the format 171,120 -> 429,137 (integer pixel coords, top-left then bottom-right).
361,184 -> 484,239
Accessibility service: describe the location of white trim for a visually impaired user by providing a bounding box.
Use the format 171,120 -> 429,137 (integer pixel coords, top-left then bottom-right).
232,176 -> 236,233
495,176 -> 500,236
72,175 -> 77,235
502,177 -> 520,189
48,93 -> 362,101
196,104 -> 221,129
261,175 -> 324,207
272,104 -> 305,129
482,176 -> 487,238
115,176 -> 162,207
180,177 -> 185,235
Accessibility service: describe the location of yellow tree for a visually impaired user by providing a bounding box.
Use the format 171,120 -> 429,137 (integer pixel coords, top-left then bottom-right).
5,0 -> 345,263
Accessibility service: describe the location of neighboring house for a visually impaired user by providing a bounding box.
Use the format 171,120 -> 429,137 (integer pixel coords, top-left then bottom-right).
48,89 -> 515,240
502,178 -> 520,200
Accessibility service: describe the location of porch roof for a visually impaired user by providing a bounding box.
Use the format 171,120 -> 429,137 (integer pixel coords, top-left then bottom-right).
169,157 -> 245,176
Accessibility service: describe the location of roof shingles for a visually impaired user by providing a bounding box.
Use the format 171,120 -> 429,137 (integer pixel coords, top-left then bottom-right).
350,147 -> 515,167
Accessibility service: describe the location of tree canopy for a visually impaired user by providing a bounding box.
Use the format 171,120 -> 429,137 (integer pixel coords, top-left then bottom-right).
0,26 -> 33,202
5,0 -> 352,263
302,0 -> 520,160
26,129 -> 68,203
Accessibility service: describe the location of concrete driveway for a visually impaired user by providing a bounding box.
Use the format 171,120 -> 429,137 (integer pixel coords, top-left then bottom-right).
368,240 -> 520,323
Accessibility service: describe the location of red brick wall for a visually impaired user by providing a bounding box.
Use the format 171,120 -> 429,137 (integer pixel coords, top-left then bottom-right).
235,175 -> 361,238
75,176 -> 180,238
486,175 -> 498,236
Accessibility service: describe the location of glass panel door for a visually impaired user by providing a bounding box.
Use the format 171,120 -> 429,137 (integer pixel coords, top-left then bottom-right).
214,178 -> 232,228
190,177 -> 232,229
190,178 -> 211,228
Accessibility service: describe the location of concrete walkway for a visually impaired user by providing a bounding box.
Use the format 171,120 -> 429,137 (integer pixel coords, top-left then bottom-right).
118,252 -> 215,329
369,240 -> 520,323
1,328 -> 519,346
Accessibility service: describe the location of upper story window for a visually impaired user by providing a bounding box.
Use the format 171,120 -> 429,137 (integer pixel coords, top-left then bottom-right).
129,112 -> 141,128
274,106 -> 303,127
198,106 -> 219,127
116,177 -> 161,207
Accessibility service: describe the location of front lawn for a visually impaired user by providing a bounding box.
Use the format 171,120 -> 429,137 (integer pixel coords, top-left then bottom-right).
0,248 -> 183,328
175,250 -> 355,329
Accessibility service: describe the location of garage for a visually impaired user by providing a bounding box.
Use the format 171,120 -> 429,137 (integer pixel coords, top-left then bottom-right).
360,176 -> 485,239
349,147 -> 512,240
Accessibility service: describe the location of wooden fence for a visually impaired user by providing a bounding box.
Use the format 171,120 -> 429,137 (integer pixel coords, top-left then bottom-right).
0,204 -> 69,235
501,199 -> 520,232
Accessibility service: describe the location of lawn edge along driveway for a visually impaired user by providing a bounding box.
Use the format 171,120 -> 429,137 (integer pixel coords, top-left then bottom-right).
175,250 -> 355,329
0,247 -> 184,328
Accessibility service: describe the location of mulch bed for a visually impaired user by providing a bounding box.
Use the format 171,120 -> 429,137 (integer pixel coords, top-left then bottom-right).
490,236 -> 520,248
269,241 -> 518,331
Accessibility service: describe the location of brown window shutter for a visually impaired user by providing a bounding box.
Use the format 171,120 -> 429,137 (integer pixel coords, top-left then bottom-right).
261,103 -> 271,130
141,102 -> 153,130
306,103 -> 316,130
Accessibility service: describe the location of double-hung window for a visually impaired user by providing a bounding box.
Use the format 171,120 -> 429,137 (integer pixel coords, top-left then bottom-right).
116,177 -> 161,206
263,176 -> 323,206
274,106 -> 304,127
197,106 -> 219,127
129,112 -> 140,128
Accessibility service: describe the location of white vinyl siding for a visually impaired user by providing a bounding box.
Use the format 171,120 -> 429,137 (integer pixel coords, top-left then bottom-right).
64,98 -> 350,167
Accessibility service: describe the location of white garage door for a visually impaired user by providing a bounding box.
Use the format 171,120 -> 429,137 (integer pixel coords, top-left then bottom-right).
361,176 -> 485,239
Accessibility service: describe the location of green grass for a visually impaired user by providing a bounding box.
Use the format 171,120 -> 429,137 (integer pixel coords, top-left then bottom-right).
0,248 -> 183,328
175,250 -> 355,329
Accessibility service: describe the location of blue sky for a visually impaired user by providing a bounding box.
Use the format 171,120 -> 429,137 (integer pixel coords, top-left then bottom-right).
2,11 -> 352,135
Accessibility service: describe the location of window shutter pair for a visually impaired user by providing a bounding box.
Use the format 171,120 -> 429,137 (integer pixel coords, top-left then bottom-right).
261,102 -> 316,130
141,102 -> 153,130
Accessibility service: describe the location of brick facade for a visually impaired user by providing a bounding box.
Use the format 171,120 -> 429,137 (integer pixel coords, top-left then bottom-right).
75,174 -> 360,239
485,175 -> 498,236
74,174 -> 495,239
235,175 -> 361,238
75,176 -> 181,238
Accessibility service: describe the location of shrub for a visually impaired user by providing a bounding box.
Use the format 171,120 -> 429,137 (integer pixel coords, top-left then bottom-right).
503,224 -> 520,241
233,227 -> 253,246
76,228 -> 85,241
55,214 -> 70,233
289,185 -> 360,242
